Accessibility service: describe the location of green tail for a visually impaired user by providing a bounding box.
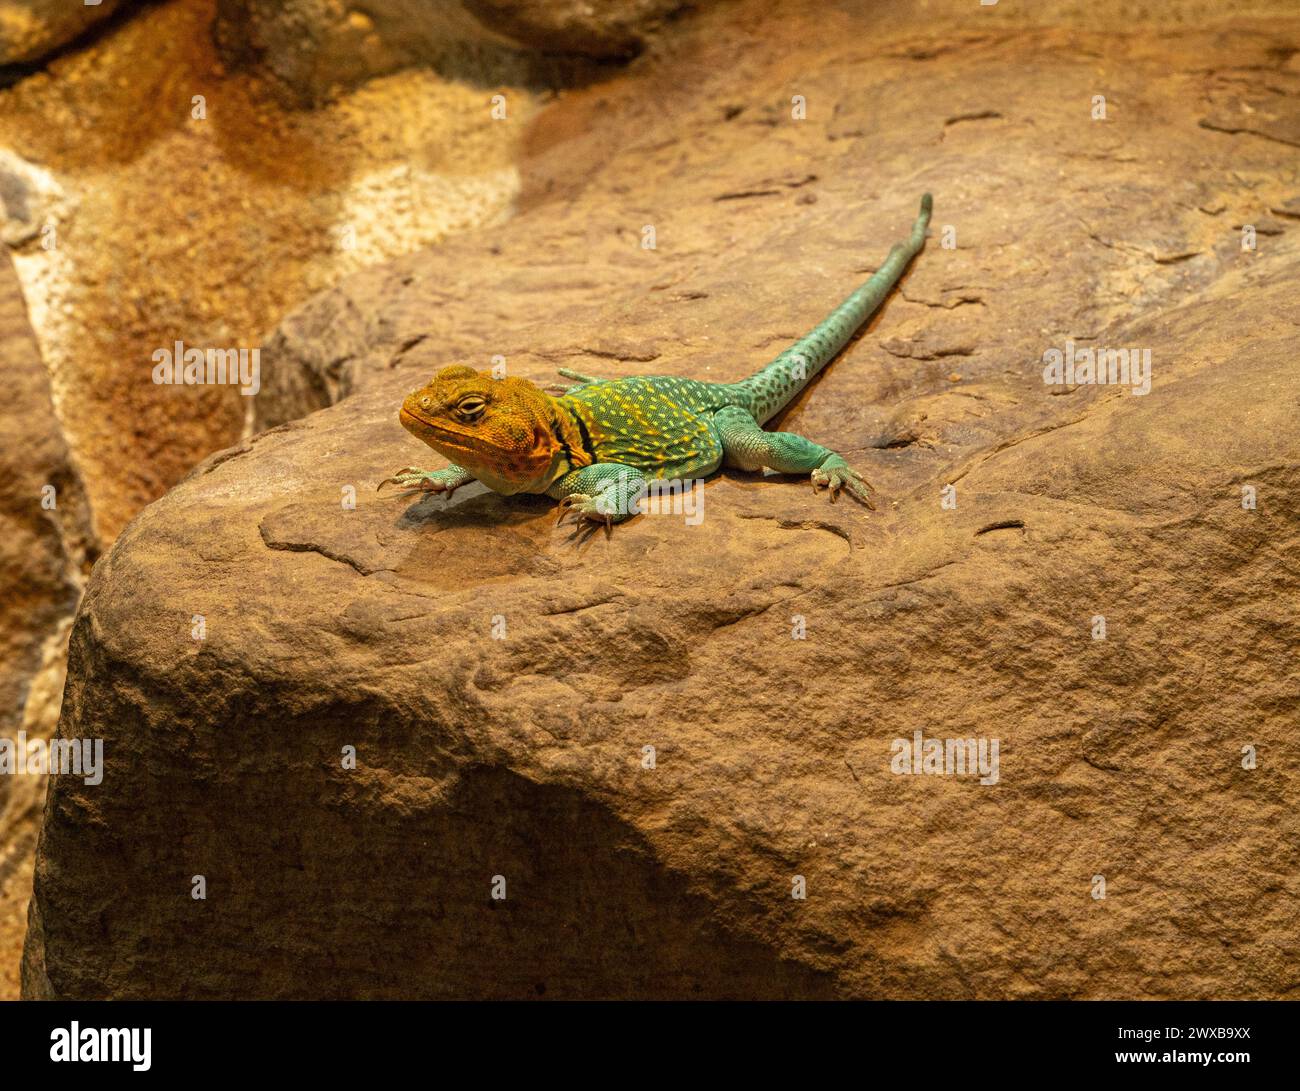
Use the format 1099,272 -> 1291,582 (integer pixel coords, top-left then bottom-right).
732,193 -> 932,424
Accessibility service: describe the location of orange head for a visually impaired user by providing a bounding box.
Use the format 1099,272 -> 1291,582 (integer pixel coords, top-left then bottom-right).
398,365 -> 573,494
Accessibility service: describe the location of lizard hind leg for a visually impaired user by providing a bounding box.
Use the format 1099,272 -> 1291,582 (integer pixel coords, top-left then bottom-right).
714,405 -> 875,508
556,367 -> 603,384
544,368 -> 605,396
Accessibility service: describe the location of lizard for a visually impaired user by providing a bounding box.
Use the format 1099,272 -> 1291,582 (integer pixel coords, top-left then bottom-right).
380,193 -> 931,532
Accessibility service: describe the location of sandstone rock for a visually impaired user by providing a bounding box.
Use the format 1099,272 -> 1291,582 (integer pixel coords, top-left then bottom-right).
0,249 -> 91,999
0,0 -> 131,67
24,0 -> 1300,998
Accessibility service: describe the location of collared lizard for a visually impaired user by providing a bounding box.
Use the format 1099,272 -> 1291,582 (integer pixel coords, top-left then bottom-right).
382,194 -> 931,531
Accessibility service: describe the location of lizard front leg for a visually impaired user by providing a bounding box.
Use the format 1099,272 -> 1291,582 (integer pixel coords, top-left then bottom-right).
715,405 -> 875,508
377,463 -> 477,497
547,463 -> 648,530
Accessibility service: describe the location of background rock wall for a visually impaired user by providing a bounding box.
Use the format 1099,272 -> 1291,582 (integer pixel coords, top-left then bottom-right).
0,250 -> 92,1000
0,0 -> 542,547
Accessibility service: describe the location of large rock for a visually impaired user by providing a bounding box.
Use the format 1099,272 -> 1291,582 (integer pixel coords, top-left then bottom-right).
0,249 -> 91,999
24,0 -> 1300,998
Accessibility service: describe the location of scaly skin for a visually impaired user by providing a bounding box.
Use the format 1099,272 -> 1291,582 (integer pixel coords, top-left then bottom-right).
382,194 -> 932,531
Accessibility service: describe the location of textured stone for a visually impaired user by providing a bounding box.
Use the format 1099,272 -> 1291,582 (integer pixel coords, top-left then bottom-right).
23,0 -> 1300,998
0,249 -> 91,1000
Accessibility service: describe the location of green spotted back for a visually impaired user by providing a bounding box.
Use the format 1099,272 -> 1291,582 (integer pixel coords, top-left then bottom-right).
561,376 -> 730,479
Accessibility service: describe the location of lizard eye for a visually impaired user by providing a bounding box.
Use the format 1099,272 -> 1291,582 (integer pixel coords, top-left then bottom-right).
454,396 -> 486,422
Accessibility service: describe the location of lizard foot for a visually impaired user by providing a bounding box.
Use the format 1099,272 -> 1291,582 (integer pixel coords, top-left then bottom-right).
811,458 -> 876,509
555,493 -> 614,535
377,467 -> 463,496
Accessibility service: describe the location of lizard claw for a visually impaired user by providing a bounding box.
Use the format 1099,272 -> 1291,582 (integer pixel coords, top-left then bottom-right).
555,493 -> 615,536
378,466 -> 422,490
378,468 -> 459,496
811,461 -> 876,510
555,494 -> 587,525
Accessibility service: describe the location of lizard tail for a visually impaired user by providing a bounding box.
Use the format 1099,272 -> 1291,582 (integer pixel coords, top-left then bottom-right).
732,192 -> 932,425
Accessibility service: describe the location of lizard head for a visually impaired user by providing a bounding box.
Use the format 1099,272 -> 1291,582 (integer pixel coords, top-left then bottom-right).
398,365 -> 569,494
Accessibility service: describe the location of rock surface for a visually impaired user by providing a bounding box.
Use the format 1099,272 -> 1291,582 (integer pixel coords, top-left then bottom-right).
0,249 -> 90,1000
24,0 -> 1300,998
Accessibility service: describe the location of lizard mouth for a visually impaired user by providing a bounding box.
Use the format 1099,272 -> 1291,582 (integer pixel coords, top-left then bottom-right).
399,405 -> 436,430
401,405 -> 463,437
400,406 -> 477,453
